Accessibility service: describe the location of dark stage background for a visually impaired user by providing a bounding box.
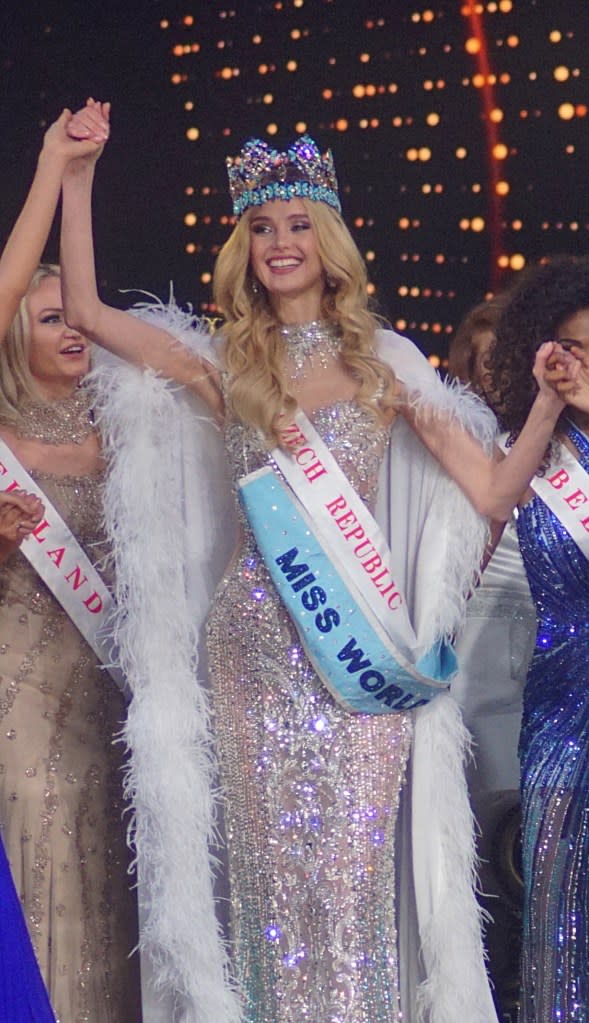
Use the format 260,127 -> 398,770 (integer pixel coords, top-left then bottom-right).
1,3 -> 586,1018
1,0 -> 588,362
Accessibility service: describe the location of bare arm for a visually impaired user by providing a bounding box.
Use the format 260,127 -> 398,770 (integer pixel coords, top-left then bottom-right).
60,105 -> 223,419
400,343 -> 570,520
0,111 -> 105,342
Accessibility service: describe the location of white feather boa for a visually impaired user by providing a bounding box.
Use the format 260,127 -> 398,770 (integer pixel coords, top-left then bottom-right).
375,331 -> 498,1023
88,326 -> 240,1023
412,695 -> 496,1023
88,309 -> 499,1023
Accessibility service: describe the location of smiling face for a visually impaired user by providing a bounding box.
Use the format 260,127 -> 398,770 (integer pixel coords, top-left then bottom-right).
248,199 -> 325,321
26,275 -> 91,399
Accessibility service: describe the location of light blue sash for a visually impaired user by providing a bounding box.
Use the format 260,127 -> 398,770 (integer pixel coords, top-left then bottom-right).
239,466 -> 456,714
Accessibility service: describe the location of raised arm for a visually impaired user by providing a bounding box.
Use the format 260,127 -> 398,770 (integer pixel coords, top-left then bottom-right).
60,102 -> 223,419
0,110 -> 105,341
400,342 -> 571,520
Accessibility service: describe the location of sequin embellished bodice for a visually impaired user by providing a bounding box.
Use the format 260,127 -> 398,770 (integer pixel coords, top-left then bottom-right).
0,466 -> 141,1021
207,398 -> 411,1023
517,427 -> 589,684
516,422 -> 589,1023
519,479 -> 589,630
224,400 -> 390,526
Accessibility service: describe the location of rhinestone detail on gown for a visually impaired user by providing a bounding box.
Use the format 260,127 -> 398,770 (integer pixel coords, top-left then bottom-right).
207,401 -> 412,1023
0,470 -> 141,1023
517,422 -> 589,1023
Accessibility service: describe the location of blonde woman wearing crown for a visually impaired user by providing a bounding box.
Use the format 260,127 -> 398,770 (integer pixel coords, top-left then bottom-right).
58,101 -> 576,1023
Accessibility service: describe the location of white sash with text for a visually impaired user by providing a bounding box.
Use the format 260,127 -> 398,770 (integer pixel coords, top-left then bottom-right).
0,440 -> 128,699
499,432 -> 589,560
271,411 -> 422,662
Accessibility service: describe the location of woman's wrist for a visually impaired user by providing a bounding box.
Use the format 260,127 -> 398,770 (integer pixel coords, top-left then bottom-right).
62,157 -> 96,184
36,145 -> 69,176
531,387 -> 565,424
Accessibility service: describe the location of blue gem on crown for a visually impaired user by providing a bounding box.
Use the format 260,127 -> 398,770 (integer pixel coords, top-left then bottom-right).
226,135 -> 341,218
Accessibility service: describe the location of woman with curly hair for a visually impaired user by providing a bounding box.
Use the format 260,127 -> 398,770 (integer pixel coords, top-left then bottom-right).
488,254 -> 589,1023
55,101 -> 576,1023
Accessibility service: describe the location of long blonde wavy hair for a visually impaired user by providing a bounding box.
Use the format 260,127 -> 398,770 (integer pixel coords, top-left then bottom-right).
212,199 -> 398,443
0,263 -> 61,426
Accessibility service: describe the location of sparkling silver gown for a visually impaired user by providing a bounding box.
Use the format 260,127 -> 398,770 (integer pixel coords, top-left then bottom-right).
207,400 -> 412,1023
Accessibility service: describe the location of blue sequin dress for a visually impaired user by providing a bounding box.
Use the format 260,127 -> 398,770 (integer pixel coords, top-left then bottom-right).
517,421 -> 589,1023
0,832 -> 55,1021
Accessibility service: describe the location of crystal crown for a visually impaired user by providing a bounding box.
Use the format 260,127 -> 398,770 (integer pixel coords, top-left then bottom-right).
226,134 -> 341,218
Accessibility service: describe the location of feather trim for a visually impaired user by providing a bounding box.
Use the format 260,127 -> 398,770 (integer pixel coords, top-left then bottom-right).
410,378 -> 495,646
378,330 -> 497,649
413,695 -> 497,1023
87,314 -> 497,1023
127,290 -> 222,365
88,342 -> 242,1023
376,331 -> 499,1021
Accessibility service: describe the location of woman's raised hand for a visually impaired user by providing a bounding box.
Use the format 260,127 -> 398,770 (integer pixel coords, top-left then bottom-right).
41,106 -> 108,166
66,99 -> 110,147
0,490 -> 44,551
533,341 -> 580,410
545,342 -> 589,415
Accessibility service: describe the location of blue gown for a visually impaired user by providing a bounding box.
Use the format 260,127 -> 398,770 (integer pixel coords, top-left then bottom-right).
517,421 -> 589,1023
0,832 -> 55,1022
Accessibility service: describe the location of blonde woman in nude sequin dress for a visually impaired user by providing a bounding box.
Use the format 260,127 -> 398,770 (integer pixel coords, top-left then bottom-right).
0,113 -> 141,1022
58,101 -> 576,1023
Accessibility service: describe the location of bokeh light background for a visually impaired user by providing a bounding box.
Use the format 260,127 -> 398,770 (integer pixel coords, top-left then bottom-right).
1,0 -> 588,364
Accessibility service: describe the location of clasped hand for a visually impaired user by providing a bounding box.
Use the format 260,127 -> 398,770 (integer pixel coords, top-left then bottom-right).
543,341 -> 589,414
65,98 -> 111,147
0,490 -> 44,549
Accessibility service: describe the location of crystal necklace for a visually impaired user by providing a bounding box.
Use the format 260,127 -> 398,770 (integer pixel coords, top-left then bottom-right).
279,320 -> 342,381
13,389 -> 95,446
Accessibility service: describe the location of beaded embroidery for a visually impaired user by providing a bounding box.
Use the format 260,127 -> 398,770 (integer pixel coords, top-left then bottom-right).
279,320 -> 342,380
516,417 -> 589,1023
11,390 -> 94,446
207,399 -> 408,1022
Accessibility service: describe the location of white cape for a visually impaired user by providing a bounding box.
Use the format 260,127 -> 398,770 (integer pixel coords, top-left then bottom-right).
89,313 -> 499,1023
